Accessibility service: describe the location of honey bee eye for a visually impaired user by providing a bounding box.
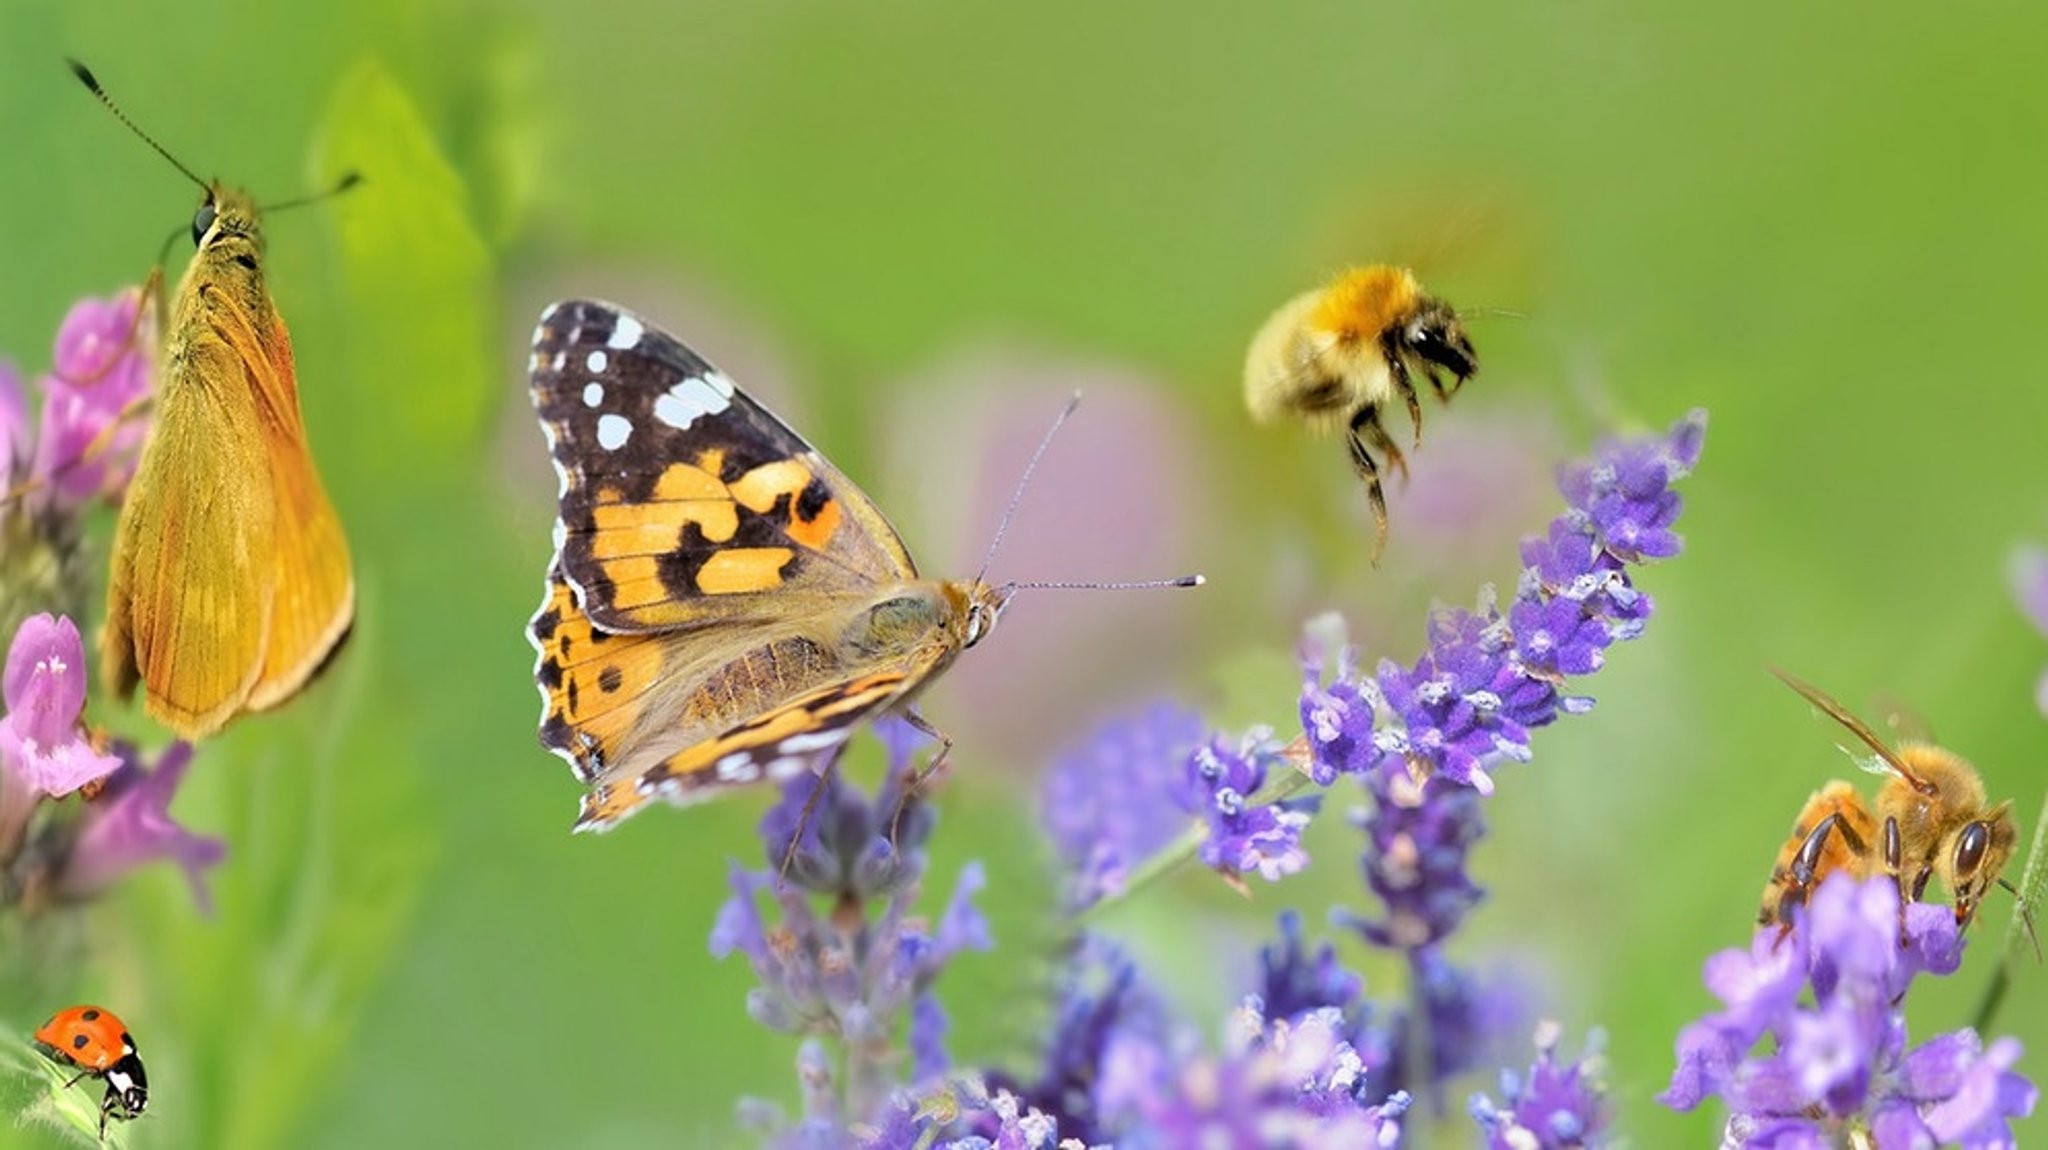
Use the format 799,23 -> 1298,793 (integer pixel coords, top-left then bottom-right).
191,200 -> 217,248
1954,821 -> 1990,878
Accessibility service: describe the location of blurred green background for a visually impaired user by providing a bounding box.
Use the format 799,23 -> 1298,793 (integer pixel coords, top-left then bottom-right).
5,1 -> 2048,1145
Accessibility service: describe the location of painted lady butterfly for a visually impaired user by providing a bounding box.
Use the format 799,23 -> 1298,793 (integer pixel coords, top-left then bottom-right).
526,301 -> 1008,830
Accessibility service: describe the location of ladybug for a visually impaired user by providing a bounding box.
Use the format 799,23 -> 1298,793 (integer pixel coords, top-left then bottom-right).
32,1005 -> 148,1138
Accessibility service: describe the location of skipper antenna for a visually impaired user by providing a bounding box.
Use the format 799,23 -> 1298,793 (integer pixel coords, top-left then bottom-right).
263,171 -> 364,214
67,59 -> 207,191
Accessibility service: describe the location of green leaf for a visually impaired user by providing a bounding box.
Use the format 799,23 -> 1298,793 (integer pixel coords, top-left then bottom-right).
308,57 -> 495,470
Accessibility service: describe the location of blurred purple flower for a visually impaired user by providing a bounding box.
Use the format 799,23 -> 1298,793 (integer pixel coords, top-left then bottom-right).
59,741 -> 224,914
0,361 -> 26,483
30,290 -> 152,507
1471,1022 -> 1611,1149
713,730 -> 991,1137
2011,545 -> 2048,717
990,936 -> 1169,1145
1177,730 -> 1318,882
0,613 -> 121,797
1342,770 -> 1486,953
1097,999 -> 1408,1149
1661,873 -> 2034,1146
1041,702 -> 1205,907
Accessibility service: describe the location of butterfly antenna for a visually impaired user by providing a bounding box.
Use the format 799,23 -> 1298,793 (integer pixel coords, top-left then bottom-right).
1005,576 -> 1204,592
67,58 -> 208,191
974,390 -> 1083,585
262,171 -> 364,214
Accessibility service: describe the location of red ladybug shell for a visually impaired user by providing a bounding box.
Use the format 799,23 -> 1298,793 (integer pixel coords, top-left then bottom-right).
33,1005 -> 133,1072
33,1004 -> 148,1136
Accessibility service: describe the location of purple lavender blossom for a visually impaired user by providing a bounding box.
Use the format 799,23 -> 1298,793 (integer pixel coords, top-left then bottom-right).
1177,730 -> 1318,882
30,290 -> 152,507
58,740 -> 225,913
1661,873 -> 2036,1146
1040,703 -> 1205,906
2011,545 -> 2048,717
1301,409 -> 1705,794
0,614 -> 121,798
1471,1022 -> 1611,1149
712,731 -> 991,1136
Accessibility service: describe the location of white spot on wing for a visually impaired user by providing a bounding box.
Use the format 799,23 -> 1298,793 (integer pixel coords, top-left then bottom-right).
550,351 -> 566,372
652,376 -> 734,430
702,370 -> 737,397
586,350 -> 608,373
540,302 -> 560,323
608,315 -> 644,350
765,756 -> 810,779
583,382 -> 604,408
778,730 -> 848,755
597,414 -> 632,451
716,752 -> 759,781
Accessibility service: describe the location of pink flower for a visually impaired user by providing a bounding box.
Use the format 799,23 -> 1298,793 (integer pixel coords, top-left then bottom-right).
0,614 -> 121,796
0,360 -> 25,483
61,742 -> 225,915
30,290 -> 152,506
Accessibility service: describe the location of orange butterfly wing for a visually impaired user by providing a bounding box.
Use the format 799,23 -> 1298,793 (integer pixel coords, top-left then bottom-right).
101,186 -> 353,737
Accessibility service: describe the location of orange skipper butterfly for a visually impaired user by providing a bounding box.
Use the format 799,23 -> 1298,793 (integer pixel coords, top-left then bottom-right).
71,60 -> 355,738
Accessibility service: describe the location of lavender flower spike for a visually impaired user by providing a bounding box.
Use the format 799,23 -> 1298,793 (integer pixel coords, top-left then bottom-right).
0,613 -> 121,798
1471,1021 -> 1611,1149
1302,409 -> 1705,793
1178,730 -> 1319,882
1661,873 -> 2036,1147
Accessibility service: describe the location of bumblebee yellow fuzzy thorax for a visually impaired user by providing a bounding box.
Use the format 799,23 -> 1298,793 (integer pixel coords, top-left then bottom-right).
1307,265 -> 1422,347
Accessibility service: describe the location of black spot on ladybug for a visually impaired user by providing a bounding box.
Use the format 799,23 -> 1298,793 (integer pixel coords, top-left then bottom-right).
72,1034 -> 89,1051
598,666 -> 623,693
80,1010 -> 99,1022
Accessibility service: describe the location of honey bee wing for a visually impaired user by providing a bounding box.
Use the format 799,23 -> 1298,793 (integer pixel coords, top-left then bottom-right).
1770,666 -> 1928,789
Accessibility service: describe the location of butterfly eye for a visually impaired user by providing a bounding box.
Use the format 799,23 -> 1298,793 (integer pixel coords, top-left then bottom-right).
191,200 -> 217,248
964,604 -> 994,648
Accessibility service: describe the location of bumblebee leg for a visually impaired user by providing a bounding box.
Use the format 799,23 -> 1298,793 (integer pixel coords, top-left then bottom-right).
1423,365 -> 1455,401
1344,408 -> 1391,565
889,708 -> 956,843
1355,411 -> 1409,484
1382,340 -> 1425,448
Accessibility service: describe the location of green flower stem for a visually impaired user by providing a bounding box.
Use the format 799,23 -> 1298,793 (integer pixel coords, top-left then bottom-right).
1072,739 -> 1319,924
1972,777 -> 2048,1033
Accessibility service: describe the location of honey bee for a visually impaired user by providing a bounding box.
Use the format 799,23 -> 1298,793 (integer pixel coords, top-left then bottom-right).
1758,668 -> 2019,936
1243,265 -> 1478,561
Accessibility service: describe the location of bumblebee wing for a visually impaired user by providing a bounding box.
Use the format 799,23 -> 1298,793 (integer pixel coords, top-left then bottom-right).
1771,666 -> 1927,789
102,339 -> 271,738
236,311 -> 354,711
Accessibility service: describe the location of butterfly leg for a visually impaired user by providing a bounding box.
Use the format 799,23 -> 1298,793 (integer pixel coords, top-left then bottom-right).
887,708 -> 955,844
1344,409 -> 1392,566
777,757 -> 842,887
